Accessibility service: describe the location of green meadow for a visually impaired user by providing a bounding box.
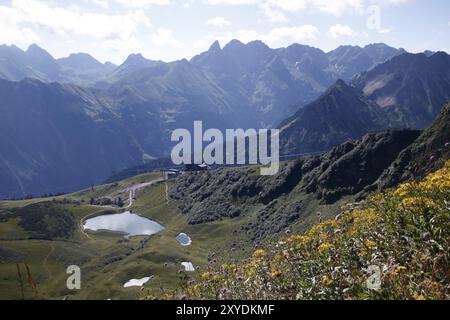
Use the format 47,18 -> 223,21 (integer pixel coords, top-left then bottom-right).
0,173 -> 252,300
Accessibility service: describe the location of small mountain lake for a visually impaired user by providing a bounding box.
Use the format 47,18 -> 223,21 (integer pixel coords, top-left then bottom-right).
176,233 -> 192,246
83,211 -> 164,238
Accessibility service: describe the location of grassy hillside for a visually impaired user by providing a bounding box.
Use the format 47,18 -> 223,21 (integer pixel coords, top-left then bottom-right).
0,173 -> 251,300
167,160 -> 450,300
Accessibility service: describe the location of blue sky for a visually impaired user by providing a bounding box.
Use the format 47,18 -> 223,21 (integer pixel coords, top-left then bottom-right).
0,0 -> 449,64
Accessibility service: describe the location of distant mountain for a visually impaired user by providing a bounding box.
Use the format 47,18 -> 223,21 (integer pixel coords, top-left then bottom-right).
191,40 -> 404,127
0,44 -> 116,85
280,52 -> 450,155
0,78 -> 163,198
353,52 -> 450,128
327,43 -> 406,81
107,58 -> 254,130
0,41 -> 405,127
0,44 -> 47,81
58,53 -> 115,74
58,53 -> 107,71
279,80 -> 386,154
58,53 -> 117,85
99,53 -> 162,84
0,66 -> 253,198
191,41 -> 405,126
24,44 -> 61,81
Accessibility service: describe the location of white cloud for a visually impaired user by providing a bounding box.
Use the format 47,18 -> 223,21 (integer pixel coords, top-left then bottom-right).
264,25 -> 320,45
205,0 -> 414,21
195,24 -> 320,51
104,36 -> 142,55
206,17 -> 231,27
0,5 -> 41,46
328,24 -> 358,38
206,0 -> 257,4
309,0 -> 365,17
92,0 -> 109,9
267,0 -> 307,12
378,28 -> 392,34
202,30 -> 261,47
260,0 -> 308,23
372,0 -> 413,5
113,0 -> 171,7
152,28 -> 183,48
260,2 -> 287,23
8,0 -> 152,40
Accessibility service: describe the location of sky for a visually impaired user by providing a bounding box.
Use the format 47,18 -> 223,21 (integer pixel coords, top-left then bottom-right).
0,0 -> 449,64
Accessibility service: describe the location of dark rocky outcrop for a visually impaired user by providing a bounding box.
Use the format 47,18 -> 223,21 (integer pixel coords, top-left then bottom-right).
372,102 -> 450,191
10,203 -> 76,240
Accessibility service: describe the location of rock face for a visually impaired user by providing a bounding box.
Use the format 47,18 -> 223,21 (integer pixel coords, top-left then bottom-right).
352,52 -> 450,129
279,80 -> 387,154
327,43 -> 406,81
170,105 -> 449,241
280,52 -> 450,155
191,41 -> 405,127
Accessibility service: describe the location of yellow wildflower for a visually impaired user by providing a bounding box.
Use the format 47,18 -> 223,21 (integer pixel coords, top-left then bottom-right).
252,249 -> 267,258
288,235 -> 309,244
318,242 -> 333,254
201,272 -> 212,280
271,271 -> 283,278
364,240 -> 377,249
402,197 -> 435,208
164,293 -> 174,300
322,276 -> 333,286
394,183 -> 413,197
395,266 -> 407,274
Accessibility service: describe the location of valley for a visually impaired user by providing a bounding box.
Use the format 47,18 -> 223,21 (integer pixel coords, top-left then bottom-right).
0,102 -> 448,300
0,0 -> 449,304
0,172 -> 254,300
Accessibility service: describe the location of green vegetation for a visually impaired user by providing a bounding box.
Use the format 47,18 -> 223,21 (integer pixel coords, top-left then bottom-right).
0,173 -> 250,300
1,153 -> 448,300
167,161 -> 450,300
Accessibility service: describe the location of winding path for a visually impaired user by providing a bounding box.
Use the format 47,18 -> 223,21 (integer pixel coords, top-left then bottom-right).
123,178 -> 165,208
42,244 -> 55,280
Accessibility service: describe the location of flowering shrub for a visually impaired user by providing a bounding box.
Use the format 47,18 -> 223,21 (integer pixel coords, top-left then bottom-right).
164,160 -> 450,300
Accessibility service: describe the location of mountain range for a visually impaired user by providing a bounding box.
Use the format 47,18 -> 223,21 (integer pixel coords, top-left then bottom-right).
280,52 -> 450,154
0,41 -> 407,126
0,41 -> 448,198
